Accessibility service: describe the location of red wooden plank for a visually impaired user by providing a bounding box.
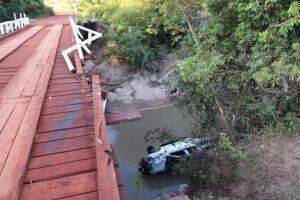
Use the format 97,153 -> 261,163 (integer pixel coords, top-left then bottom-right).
48,78 -> 79,85
106,111 -> 141,125
35,126 -> 93,143
60,191 -> 98,200
92,75 -> 120,200
0,98 -> 18,133
21,61 -> 45,97
0,72 -> 15,76
46,89 -> 90,97
0,27 -> 53,106
0,25 -> 63,200
0,67 -> 19,72
74,51 -> 84,75
43,96 -> 92,108
41,102 -> 92,115
31,135 -> 95,157
0,97 -> 30,173
47,83 -> 82,92
39,109 -> 93,124
33,27 -> 63,97
24,158 -> 97,183
50,73 -> 76,79
0,61 -> 24,68
0,95 -> 45,200
51,71 -> 72,75
37,118 -> 93,133
28,147 -> 96,170
0,76 -> 11,84
20,171 -> 98,200
44,93 -> 92,102
0,26 -> 43,61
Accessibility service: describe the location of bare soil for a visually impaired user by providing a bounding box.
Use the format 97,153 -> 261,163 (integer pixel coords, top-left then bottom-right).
232,134 -> 300,200
83,48 -> 179,113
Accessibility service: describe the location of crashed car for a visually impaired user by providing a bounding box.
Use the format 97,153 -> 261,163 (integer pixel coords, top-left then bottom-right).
138,137 -> 211,175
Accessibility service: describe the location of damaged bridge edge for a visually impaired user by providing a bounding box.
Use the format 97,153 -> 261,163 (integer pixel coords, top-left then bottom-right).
71,25 -> 128,199
92,75 -> 121,200
71,24 -> 126,198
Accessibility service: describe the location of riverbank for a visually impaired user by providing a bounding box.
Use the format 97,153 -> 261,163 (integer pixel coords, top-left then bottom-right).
84,46 -> 180,113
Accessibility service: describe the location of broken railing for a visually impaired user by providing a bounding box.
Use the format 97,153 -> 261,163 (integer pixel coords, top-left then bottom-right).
62,16 -> 102,72
0,13 -> 30,36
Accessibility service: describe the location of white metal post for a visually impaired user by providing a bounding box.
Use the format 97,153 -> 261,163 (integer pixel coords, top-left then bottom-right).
0,24 -> 4,35
0,13 -> 30,36
62,16 -> 102,71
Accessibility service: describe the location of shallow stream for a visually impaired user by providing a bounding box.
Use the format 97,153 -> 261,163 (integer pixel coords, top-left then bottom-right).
107,106 -> 194,199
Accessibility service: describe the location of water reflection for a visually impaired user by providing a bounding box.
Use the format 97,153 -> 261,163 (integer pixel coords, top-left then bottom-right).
107,106 -> 193,199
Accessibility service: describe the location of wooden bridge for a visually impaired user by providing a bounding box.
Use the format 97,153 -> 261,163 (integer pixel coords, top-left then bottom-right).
0,14 -> 136,200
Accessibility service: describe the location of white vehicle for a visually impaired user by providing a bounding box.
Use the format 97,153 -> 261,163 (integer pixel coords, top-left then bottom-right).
138,137 -> 211,175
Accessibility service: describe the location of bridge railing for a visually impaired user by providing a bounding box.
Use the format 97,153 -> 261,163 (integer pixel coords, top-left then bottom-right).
0,13 -> 30,36
62,16 -> 102,72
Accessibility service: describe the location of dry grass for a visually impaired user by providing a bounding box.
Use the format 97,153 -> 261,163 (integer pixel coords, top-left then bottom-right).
231,134 -> 300,200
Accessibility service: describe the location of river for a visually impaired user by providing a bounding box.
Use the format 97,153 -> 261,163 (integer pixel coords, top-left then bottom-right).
107,106 -> 194,199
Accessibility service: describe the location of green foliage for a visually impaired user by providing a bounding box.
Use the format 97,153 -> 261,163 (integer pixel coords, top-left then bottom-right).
133,178 -> 142,200
0,0 -> 53,22
145,127 -> 246,197
179,0 -> 300,137
77,0 -> 202,70
174,136 -> 246,196
106,28 -> 156,70
75,0 -> 299,197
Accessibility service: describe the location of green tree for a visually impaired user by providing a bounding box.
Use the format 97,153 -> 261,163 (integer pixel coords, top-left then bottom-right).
179,0 -> 300,137
0,0 -> 53,22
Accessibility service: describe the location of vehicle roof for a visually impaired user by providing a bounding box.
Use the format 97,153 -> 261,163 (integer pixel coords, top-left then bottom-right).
147,138 -> 202,159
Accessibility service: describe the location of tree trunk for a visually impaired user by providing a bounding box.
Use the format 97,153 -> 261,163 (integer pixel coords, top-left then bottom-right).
182,9 -> 198,44
212,88 -> 229,129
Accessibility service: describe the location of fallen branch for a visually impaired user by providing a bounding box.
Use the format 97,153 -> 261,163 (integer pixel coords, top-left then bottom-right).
102,75 -> 134,93
212,88 -> 229,129
107,76 -> 134,87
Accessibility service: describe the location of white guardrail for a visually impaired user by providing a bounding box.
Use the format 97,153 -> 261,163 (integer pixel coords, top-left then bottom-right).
62,16 -> 102,72
0,13 -> 30,36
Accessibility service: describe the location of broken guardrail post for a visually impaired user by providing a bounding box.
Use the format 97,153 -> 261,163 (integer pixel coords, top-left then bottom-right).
62,16 -> 102,72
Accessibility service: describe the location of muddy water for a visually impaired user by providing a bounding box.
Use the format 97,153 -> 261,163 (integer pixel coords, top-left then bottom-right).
107,106 -> 194,199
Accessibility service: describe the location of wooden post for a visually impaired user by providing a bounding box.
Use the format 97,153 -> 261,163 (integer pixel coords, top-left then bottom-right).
92,75 -> 120,200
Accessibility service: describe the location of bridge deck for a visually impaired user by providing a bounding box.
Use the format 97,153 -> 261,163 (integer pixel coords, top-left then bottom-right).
0,15 -> 125,200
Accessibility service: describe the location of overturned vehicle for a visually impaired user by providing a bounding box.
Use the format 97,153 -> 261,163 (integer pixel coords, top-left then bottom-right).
138,137 -> 211,175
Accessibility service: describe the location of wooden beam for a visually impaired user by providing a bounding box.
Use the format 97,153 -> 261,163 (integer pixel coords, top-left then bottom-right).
92,75 -> 120,200
105,110 -> 141,125
0,26 -> 43,61
20,171 -> 98,200
0,25 -> 62,200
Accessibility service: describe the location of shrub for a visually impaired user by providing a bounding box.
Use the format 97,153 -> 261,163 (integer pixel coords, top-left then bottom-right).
0,0 -> 53,22
77,0 -> 201,70
178,0 -> 300,136
105,28 -> 156,70
174,136 -> 246,196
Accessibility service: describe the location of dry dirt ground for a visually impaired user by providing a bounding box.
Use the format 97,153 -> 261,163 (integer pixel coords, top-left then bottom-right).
232,134 -> 300,200
83,51 -> 179,113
